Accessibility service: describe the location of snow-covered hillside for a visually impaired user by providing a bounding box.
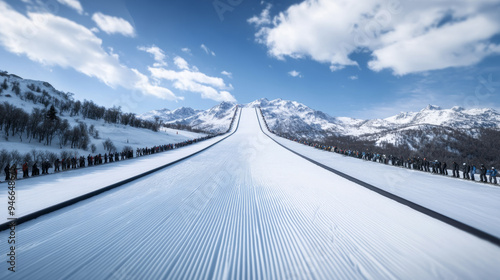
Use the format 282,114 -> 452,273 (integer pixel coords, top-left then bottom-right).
140,97 -> 500,151
249,98 -> 500,146
247,98 -> 344,139
0,72 -> 205,159
140,101 -> 238,133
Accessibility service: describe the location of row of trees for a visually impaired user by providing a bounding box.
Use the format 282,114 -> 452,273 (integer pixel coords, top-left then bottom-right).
1,78 -> 162,132
0,103 -> 92,150
0,75 -> 175,154
267,106 -> 499,168
315,126 -> 500,168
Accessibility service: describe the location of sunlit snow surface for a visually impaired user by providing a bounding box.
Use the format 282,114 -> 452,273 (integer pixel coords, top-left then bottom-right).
265,125 -> 500,239
1,109 -> 499,279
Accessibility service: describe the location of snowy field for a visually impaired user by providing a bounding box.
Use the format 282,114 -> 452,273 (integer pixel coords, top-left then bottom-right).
1,108 -> 499,279
261,111 -> 500,239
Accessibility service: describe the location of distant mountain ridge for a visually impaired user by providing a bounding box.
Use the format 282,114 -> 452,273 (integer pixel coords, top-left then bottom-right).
139,107 -> 203,122
246,98 -> 500,166
139,102 -> 237,133
247,98 -> 500,147
142,97 -> 500,146
3,68 -> 497,150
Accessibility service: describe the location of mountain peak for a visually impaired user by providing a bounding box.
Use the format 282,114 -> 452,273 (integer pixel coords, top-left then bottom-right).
217,101 -> 236,109
172,107 -> 197,115
451,106 -> 465,112
245,98 -> 270,108
156,108 -> 171,112
423,104 -> 441,111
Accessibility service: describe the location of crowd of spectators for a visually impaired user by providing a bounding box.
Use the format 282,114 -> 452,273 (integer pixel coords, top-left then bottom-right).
258,108 -> 498,185
2,107 -> 239,182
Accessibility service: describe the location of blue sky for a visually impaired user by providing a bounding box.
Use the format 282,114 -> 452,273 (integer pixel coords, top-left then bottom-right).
1,0 -> 499,119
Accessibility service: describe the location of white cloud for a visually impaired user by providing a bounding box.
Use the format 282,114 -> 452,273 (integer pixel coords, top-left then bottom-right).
249,0 -> 500,75
138,45 -> 167,67
201,44 -> 216,56
173,56 -> 190,70
221,71 -> 232,78
288,70 -> 301,78
57,0 -> 83,14
368,15 -> 500,75
91,12 -> 135,37
149,58 -> 236,102
349,75 -> 358,80
247,3 -> 272,26
0,1 -> 180,100
181,47 -> 192,55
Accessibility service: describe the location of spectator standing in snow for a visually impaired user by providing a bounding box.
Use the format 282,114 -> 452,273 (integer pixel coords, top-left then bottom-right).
480,164 -> 487,182
10,164 -> 17,180
436,161 -> 442,174
490,167 -> 498,184
452,162 -> 459,177
32,162 -> 39,176
67,158 -> 71,169
442,162 -> 448,175
42,159 -> 49,174
55,159 -> 60,172
462,163 -> 469,179
470,165 -> 476,181
22,162 -> 29,178
4,164 -> 10,181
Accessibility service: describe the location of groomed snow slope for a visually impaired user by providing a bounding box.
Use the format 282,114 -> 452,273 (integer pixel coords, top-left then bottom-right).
2,109 -> 500,279
262,113 -> 500,239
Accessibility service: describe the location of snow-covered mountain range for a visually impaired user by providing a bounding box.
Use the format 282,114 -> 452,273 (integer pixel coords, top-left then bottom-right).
139,107 -> 202,122
141,97 -> 500,147
139,102 -> 238,133
247,98 -> 500,146
2,68 -> 498,152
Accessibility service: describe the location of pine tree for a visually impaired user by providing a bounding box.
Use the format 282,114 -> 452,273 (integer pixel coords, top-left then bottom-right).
46,105 -> 58,121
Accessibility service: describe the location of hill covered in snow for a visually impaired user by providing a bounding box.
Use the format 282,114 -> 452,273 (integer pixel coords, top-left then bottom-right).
139,101 -> 238,133
141,97 -> 500,155
0,71 -> 206,166
248,98 -> 500,166
249,98 -> 500,144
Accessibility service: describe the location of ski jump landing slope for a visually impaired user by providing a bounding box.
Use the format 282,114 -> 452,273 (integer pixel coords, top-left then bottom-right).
2,108 -> 500,279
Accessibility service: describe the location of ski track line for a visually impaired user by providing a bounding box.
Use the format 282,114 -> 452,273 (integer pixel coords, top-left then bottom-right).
255,108 -> 500,248
0,108 -> 242,232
